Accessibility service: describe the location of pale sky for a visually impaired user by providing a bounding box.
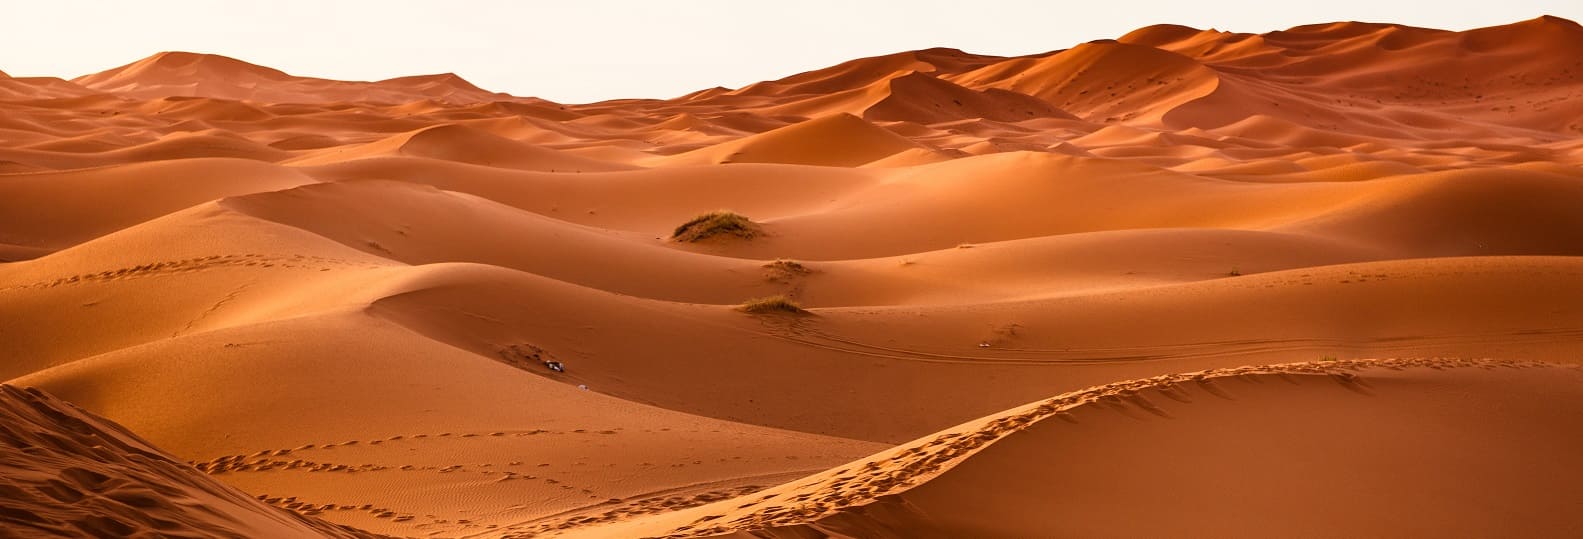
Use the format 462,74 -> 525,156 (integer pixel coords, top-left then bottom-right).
3,1 -> 1579,103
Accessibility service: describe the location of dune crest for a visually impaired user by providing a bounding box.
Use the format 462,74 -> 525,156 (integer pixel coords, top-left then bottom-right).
73,51 -> 514,104
560,359 -> 1583,538
659,113 -> 927,167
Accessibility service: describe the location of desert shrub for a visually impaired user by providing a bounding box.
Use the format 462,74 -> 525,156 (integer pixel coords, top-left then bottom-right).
764,259 -> 810,274
738,295 -> 807,315
672,210 -> 760,242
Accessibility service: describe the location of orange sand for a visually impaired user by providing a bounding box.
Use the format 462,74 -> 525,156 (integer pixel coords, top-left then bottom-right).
3,16 -> 1583,538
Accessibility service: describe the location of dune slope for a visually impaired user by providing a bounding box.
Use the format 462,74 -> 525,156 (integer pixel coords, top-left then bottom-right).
0,384 -> 379,538
563,359 -> 1583,538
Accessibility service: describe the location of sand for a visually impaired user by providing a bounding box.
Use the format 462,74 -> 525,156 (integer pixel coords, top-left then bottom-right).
3,15 -> 1582,538
0,384 -> 379,538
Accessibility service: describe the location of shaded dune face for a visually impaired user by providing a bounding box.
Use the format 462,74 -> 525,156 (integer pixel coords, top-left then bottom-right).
0,385 -> 380,538
3,15 -> 1583,539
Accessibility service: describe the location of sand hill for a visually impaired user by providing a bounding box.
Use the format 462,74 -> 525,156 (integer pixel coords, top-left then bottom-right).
0,384 -> 380,538
3,15 -> 1582,538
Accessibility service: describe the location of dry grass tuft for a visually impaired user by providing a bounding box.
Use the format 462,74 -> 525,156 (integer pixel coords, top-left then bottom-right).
672,211 -> 760,242
764,259 -> 810,274
738,295 -> 807,315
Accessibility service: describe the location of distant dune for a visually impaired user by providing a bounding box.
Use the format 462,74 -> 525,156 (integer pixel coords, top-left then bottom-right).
3,16 -> 1582,538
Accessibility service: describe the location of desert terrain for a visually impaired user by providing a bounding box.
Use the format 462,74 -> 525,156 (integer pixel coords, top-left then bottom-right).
3,16 -> 1583,538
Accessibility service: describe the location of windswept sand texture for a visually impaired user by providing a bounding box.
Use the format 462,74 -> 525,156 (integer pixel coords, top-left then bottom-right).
0,384 -> 380,538
4,16 -> 1583,538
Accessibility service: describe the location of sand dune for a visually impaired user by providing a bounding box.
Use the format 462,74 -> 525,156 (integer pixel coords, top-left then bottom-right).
0,77 -> 98,101
75,52 -> 513,105
949,40 -> 1220,124
658,113 -> 927,167
863,72 -> 1078,123
4,15 -> 1583,538
0,384 -> 378,538
286,124 -> 636,171
0,158 -> 315,254
565,359 -> 1583,538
